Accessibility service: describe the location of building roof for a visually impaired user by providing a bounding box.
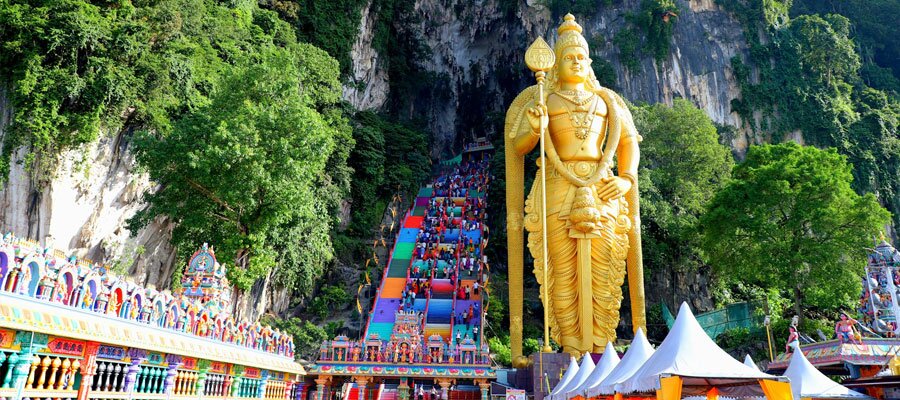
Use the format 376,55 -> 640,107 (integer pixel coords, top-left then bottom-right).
553,353 -> 593,400
784,344 -> 872,399
549,356 -> 579,400
0,292 -> 304,374
591,328 -> 655,396
618,303 -> 774,396
744,355 -> 760,371
572,342 -> 620,399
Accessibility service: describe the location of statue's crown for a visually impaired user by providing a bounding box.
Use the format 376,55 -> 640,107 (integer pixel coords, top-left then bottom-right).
555,13 -> 589,57
557,13 -> 583,36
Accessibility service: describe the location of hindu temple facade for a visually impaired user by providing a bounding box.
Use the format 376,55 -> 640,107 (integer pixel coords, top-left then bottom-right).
0,234 -> 304,400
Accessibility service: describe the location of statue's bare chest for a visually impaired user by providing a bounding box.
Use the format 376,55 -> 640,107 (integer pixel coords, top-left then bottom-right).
547,92 -> 608,160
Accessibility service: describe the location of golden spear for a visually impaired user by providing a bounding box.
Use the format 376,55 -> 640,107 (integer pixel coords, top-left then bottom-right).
525,37 -> 556,353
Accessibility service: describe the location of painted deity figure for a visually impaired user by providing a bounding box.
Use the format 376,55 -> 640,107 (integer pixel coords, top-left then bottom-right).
82,285 -> 93,309
16,265 -> 30,295
505,14 -> 644,356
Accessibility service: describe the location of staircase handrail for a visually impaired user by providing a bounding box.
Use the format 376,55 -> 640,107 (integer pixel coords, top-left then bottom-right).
363,208 -> 410,340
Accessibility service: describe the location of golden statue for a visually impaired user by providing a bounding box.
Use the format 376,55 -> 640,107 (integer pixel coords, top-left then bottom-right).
505,14 -> 645,361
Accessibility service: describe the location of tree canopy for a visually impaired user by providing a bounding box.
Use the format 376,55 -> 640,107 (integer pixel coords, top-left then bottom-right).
129,43 -> 350,292
700,142 -> 890,319
634,99 -> 734,276
722,0 -> 900,230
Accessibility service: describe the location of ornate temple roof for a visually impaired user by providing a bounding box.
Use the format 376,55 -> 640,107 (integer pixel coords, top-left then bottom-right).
0,291 -> 304,374
0,233 -> 297,368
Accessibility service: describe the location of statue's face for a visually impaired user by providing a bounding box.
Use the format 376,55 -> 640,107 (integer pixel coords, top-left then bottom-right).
558,46 -> 591,84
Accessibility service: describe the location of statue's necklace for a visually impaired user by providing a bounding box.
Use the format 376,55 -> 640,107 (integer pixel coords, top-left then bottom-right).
556,89 -> 595,106
560,94 -> 599,140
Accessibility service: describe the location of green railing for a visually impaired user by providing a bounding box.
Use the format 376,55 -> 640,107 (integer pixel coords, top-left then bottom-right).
662,301 -> 763,339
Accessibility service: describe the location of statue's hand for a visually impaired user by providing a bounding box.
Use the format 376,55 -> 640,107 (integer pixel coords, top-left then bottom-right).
597,176 -> 632,201
526,104 -> 549,134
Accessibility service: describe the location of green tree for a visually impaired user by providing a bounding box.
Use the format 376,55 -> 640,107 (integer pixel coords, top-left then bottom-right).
345,111 -> 430,236
634,99 -> 735,279
0,0 -> 302,182
260,316 -> 328,361
844,89 -> 900,230
700,143 -> 890,320
722,1 -> 900,230
792,0 -> 900,94
129,44 -> 350,293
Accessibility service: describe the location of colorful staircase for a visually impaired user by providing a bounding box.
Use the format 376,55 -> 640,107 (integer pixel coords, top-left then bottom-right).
363,154 -> 491,350
378,386 -> 398,400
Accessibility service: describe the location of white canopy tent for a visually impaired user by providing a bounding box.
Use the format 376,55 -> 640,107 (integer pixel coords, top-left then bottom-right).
589,328 -> 655,397
568,342 -> 621,399
553,353 -> 595,400
783,346 -> 873,399
618,303 -> 779,397
549,356 -> 580,400
745,355 -> 761,371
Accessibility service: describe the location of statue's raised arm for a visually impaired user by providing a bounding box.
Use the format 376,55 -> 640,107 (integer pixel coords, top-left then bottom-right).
505,13 -> 645,361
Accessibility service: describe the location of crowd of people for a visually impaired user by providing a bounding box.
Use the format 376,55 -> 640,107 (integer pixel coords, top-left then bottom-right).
319,149 -> 495,366
399,155 -> 493,348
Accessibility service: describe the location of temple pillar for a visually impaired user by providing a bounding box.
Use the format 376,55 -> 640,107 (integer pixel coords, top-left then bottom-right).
11,332 -> 49,399
75,342 -> 101,400
398,378 -> 410,400
163,355 -> 182,396
196,361 -> 211,397
295,381 -> 308,400
315,376 -> 332,400
223,375 -> 234,398
478,381 -> 490,400
285,380 -> 294,400
231,373 -> 244,398
259,370 -> 270,399
2,352 -> 17,389
123,349 -> 147,393
10,349 -> 34,399
436,378 -> 452,400
355,376 -> 370,400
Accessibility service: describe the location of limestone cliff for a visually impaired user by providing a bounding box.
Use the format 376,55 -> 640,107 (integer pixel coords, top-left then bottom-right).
0,0 -> 750,321
0,88 -> 178,289
343,0 -> 749,312
346,0 -> 753,157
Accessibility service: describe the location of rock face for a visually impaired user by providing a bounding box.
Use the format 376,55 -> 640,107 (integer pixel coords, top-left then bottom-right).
343,0 -> 391,111
0,0 -> 750,320
348,0 -> 752,156
0,89 -> 177,290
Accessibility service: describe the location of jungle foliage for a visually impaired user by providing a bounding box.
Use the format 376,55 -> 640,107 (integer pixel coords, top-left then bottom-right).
719,0 -> 900,229
0,0 -> 351,294
129,42 -> 350,292
346,111 -> 431,237
701,143 -> 891,321
791,0 -> 900,95
0,0 -> 436,308
633,99 -> 734,276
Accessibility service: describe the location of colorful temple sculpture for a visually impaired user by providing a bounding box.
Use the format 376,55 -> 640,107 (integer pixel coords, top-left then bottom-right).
309,144 -> 495,400
765,239 -> 900,398
859,238 -> 900,336
0,235 -> 304,400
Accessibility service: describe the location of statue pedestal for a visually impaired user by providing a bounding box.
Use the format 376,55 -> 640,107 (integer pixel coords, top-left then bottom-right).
529,352 -> 572,400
